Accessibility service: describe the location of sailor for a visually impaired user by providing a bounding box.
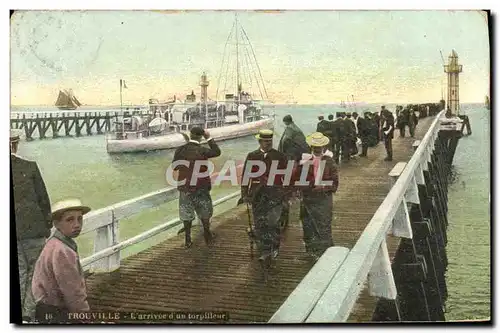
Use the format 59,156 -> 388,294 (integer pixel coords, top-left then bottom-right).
294,132 -> 339,260
241,129 -> 290,268
32,199 -> 91,323
11,129 -> 52,322
381,109 -> 395,161
277,115 -> 309,228
172,126 -> 221,248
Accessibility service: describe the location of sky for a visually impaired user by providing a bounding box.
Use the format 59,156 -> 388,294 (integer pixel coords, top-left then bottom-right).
9,10 -> 490,106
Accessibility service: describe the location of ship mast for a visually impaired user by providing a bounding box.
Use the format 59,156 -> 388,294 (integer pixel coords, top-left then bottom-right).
235,13 -> 241,105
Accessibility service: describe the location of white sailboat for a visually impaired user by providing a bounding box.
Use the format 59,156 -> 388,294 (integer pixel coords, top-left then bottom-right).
106,14 -> 274,154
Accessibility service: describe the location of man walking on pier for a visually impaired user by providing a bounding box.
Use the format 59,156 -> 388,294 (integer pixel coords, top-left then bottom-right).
241,129 -> 289,269
295,132 -> 339,261
381,109 -> 395,161
172,127 -> 221,248
10,129 -> 52,322
32,199 -> 91,323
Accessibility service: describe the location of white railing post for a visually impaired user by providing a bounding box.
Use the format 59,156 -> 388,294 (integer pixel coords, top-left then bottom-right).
367,238 -> 397,299
389,162 -> 413,238
91,210 -> 120,273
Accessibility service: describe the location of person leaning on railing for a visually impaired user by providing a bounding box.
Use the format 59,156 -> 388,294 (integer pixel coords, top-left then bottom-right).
31,199 -> 91,324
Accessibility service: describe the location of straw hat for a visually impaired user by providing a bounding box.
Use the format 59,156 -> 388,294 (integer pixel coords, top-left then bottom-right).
306,132 -> 330,147
51,199 -> 91,221
255,129 -> 273,141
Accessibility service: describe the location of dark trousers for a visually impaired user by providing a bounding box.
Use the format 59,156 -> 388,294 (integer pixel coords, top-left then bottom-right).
360,135 -> 369,156
384,136 -> 393,159
409,124 -> 416,137
399,125 -> 406,138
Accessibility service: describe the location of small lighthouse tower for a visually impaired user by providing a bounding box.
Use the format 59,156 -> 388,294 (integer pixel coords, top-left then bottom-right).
200,72 -> 209,104
443,50 -> 463,115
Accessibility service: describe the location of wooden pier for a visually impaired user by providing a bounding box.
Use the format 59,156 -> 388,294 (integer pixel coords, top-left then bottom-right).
9,109 -> 149,140
74,110 -> 463,323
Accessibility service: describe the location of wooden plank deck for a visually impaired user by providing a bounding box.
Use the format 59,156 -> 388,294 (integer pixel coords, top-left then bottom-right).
86,117 -> 435,323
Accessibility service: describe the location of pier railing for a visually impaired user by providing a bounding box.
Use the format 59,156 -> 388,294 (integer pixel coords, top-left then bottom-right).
269,110 -> 445,323
79,166 -> 243,273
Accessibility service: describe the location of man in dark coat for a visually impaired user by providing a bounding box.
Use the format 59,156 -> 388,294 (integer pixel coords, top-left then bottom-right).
172,126 -> 221,248
354,112 -> 369,157
345,112 -> 358,156
278,115 -> 309,162
341,112 -> 354,161
316,115 -> 330,136
332,113 -> 345,164
241,129 -> 290,268
408,109 -> 419,138
397,106 -> 410,138
326,114 -> 337,152
381,109 -> 395,161
11,129 -> 52,322
278,115 -> 309,229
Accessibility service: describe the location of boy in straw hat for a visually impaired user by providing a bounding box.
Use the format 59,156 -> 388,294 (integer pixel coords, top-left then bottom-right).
241,129 -> 290,270
294,132 -> 339,261
31,199 -> 91,323
11,129 -> 52,322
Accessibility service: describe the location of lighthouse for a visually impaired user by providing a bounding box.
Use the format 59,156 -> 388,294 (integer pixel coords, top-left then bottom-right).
443,50 -> 463,115
200,72 -> 209,104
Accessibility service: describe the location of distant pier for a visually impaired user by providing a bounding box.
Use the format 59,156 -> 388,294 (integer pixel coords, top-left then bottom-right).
9,109 -> 150,141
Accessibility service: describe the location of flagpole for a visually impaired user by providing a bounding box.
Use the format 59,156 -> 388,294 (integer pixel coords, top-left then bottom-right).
119,79 -> 123,136
120,79 -> 123,113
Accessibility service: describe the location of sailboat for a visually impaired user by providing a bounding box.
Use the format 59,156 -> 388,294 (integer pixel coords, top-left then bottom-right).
106,14 -> 274,154
55,89 -> 81,110
485,95 -> 490,110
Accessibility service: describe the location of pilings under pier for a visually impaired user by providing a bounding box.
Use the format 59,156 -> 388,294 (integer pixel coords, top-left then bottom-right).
9,110 -> 150,140
372,129 -> 462,322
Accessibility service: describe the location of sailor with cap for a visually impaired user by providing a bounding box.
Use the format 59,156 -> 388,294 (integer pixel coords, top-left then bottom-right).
31,199 -> 91,323
172,126 -> 221,248
241,129 -> 290,270
10,129 -> 52,322
294,132 -> 339,260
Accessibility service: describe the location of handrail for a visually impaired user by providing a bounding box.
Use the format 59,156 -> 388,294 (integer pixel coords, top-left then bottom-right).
81,190 -> 240,270
79,163 -> 244,273
267,110 -> 445,323
304,110 -> 445,322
